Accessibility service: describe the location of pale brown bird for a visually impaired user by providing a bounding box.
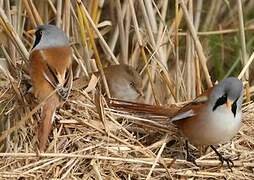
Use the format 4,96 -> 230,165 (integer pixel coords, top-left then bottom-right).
171,77 -> 243,168
73,64 -> 144,103
29,24 -> 73,152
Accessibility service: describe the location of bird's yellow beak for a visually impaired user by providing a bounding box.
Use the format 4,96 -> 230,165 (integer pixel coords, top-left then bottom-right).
226,99 -> 233,109
27,29 -> 36,35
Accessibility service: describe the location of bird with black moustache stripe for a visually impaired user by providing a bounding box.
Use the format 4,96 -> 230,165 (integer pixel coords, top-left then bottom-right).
29,24 -> 73,152
171,77 -> 243,169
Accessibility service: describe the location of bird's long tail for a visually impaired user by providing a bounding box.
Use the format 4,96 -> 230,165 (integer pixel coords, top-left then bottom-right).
37,100 -> 57,152
108,98 -> 179,117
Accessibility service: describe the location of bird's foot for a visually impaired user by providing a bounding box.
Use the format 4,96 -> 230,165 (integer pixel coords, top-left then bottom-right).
218,154 -> 234,171
185,140 -> 197,166
186,154 -> 198,166
210,145 -> 234,171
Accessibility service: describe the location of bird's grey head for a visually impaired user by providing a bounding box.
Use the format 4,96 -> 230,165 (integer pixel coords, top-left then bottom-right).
32,24 -> 69,50
210,77 -> 243,116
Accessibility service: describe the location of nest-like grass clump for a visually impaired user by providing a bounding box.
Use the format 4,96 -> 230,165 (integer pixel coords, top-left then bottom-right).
1,78 -> 254,179
1,0 -> 254,179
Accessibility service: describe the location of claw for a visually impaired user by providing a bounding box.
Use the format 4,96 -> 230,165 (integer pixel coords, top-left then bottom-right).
218,155 -> 234,171
186,140 -> 197,166
210,145 -> 234,171
187,153 -> 198,166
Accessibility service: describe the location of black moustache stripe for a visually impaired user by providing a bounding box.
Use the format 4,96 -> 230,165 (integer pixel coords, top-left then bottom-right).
32,30 -> 42,49
213,95 -> 238,117
231,98 -> 238,117
212,95 -> 227,111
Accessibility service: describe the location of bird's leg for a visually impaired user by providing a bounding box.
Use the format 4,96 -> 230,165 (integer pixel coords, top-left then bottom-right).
185,140 -> 197,165
210,145 -> 234,170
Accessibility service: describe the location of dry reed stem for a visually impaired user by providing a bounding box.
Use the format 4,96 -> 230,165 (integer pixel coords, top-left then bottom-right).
0,89 -> 57,143
91,159 -> 103,180
146,135 -> 168,180
63,0 -> 71,36
237,0 -> 250,102
128,0 -> 160,104
56,0 -> 62,27
77,0 -> 118,64
22,0 -> 37,27
77,0 -> 111,98
27,0 -> 43,25
178,26 -> 254,36
0,8 -> 29,60
90,0 -> 99,23
1,1 -> 254,179
116,0 -> 128,64
1,152 -> 254,168
238,51 -> 254,79
180,0 -> 212,87
61,109 -> 153,157
47,0 -> 57,14
175,0 -> 180,102
186,0 -> 195,100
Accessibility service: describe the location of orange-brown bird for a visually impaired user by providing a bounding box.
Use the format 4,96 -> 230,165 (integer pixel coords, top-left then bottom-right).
29,24 -> 73,152
171,77 -> 243,168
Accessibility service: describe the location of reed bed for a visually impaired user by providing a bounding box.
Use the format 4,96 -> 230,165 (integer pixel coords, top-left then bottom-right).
1,0 -> 254,179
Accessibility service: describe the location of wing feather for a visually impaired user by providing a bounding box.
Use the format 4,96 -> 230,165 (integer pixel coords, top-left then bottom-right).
171,87 -> 214,123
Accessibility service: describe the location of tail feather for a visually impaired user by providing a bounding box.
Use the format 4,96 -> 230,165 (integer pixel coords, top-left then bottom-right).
38,103 -> 56,152
108,98 -> 179,117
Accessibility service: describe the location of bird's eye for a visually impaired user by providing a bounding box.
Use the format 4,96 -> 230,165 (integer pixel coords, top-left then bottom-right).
222,94 -> 227,99
35,30 -> 43,36
129,81 -> 135,87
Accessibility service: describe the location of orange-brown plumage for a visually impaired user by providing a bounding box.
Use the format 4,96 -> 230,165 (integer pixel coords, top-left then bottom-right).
171,77 -> 243,168
29,25 -> 72,152
172,88 -> 213,143
30,47 -> 72,101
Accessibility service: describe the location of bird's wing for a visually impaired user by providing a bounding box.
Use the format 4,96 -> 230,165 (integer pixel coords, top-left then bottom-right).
42,59 -> 73,101
51,66 -> 72,101
171,87 -> 213,123
171,109 -> 196,121
43,63 -> 59,89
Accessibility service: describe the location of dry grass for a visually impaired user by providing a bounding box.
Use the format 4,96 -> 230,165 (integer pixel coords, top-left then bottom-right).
1,0 -> 254,179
